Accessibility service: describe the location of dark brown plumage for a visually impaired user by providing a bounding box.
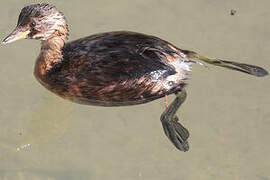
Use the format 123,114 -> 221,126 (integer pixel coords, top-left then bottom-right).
2,3 -> 268,152
40,31 -> 190,106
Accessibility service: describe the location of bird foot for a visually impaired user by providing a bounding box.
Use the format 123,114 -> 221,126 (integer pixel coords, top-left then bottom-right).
161,115 -> 189,152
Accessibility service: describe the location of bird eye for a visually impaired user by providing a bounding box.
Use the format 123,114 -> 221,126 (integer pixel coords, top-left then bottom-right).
30,21 -> 36,27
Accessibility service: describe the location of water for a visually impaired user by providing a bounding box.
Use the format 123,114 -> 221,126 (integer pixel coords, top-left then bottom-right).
0,0 -> 269,179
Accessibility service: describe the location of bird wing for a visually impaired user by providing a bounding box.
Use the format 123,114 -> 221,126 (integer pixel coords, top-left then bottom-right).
61,31 -> 181,106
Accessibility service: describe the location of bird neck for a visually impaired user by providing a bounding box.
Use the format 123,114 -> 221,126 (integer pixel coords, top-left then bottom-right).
34,29 -> 68,77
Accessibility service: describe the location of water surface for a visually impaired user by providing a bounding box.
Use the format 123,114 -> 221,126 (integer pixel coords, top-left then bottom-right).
0,0 -> 269,179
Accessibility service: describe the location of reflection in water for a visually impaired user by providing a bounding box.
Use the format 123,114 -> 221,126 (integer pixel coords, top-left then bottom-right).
17,93 -> 73,151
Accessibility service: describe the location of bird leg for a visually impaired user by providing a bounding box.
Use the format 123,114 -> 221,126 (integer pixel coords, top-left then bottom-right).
160,89 -> 189,152
182,49 -> 268,77
165,95 -> 168,109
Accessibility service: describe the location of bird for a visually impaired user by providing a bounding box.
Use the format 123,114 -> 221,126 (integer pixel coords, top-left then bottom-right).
2,3 -> 268,152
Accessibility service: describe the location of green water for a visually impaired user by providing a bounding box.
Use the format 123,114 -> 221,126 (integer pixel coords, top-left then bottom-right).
0,0 -> 269,179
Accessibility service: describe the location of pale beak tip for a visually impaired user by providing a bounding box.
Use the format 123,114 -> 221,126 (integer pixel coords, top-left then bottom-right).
1,35 -> 13,44
2,29 -> 31,45
2,39 -> 8,45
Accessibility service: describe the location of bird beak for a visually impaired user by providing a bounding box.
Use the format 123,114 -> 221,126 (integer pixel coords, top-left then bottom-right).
2,27 -> 31,44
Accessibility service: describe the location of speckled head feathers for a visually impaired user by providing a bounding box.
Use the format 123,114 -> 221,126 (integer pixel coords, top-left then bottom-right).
2,3 -> 68,44
20,3 -> 68,40
17,3 -> 58,26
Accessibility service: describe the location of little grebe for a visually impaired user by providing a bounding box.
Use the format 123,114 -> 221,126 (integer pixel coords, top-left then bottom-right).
2,3 -> 268,152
